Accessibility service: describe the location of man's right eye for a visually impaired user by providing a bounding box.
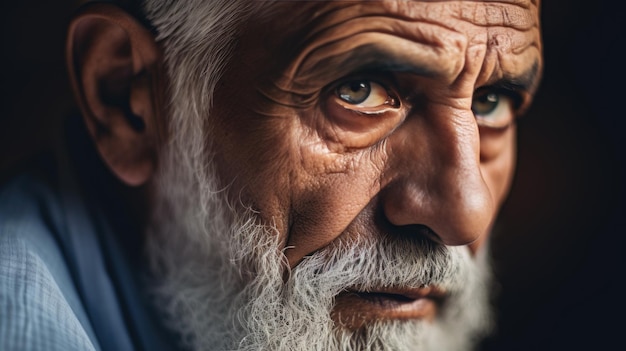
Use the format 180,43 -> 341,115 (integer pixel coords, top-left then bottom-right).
333,79 -> 400,113
321,78 -> 405,148
336,80 -> 396,108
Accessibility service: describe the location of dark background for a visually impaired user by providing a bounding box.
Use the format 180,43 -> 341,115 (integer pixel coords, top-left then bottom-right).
1,1 -> 624,350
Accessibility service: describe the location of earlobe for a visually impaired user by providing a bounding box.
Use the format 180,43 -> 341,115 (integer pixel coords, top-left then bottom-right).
66,3 -> 164,186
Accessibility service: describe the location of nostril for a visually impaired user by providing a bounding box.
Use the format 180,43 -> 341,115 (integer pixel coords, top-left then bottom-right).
376,209 -> 444,244
395,224 -> 443,244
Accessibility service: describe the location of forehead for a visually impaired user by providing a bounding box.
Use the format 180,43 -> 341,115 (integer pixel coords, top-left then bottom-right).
261,0 -> 541,38
251,0 -> 542,91
274,0 -> 540,22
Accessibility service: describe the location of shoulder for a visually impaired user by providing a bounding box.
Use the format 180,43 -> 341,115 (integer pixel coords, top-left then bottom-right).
0,170 -> 99,351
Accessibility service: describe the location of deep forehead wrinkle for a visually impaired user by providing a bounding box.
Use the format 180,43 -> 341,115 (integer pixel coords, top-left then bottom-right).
270,0 -> 539,31
388,0 -> 535,7
380,0 -> 539,30
272,0 -> 540,58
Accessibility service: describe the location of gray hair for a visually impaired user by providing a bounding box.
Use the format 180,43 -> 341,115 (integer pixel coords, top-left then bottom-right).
141,0 -> 266,189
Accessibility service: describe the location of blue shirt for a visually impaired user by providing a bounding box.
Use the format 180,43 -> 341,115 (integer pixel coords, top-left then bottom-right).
0,118 -> 177,351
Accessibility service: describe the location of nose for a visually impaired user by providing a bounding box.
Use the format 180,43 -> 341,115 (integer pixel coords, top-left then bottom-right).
381,104 -> 494,246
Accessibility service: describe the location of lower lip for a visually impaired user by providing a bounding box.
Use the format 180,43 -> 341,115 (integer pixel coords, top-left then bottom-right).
331,291 -> 439,329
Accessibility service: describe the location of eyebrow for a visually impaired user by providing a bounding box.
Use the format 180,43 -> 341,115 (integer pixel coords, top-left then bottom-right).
290,44 -> 436,93
493,60 -> 542,95
293,44 -> 438,88
324,45 -> 437,76
294,43 -> 540,92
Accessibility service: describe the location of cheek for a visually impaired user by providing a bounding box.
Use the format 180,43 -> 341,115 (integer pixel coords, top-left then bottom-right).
470,127 -> 515,253
284,148 -> 388,266
479,125 -> 517,208
208,83 -> 301,242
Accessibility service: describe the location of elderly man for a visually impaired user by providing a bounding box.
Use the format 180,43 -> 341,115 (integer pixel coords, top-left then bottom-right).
0,0 -> 542,350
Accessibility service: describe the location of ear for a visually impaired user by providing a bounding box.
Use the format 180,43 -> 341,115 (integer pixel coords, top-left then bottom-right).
66,3 -> 165,186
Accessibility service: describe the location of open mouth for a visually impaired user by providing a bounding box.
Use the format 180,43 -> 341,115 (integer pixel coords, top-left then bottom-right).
331,286 -> 446,329
354,291 -> 423,306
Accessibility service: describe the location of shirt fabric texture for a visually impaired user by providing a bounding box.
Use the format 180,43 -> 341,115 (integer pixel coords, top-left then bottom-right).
0,117 -> 176,351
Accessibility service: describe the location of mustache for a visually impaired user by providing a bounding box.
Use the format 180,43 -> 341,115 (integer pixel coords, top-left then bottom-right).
287,233 -> 467,297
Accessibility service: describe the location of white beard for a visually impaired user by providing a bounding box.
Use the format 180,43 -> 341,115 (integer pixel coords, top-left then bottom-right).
139,0 -> 492,348
141,0 -> 494,344
145,144 -> 494,351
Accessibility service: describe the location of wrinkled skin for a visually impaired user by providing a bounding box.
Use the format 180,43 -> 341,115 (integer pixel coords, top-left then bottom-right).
209,0 -> 542,326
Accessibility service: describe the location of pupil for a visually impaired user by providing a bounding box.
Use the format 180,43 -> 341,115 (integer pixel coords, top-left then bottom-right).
338,81 -> 371,104
350,82 -> 366,92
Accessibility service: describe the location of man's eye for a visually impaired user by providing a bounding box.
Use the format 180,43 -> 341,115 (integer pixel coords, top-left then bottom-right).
471,89 -> 516,129
336,80 -> 397,109
322,78 -> 404,148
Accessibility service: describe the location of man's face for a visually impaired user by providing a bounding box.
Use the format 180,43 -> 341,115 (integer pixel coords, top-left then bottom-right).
147,0 -> 542,349
208,0 -> 541,324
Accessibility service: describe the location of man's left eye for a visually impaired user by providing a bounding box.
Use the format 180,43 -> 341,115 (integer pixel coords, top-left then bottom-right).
335,80 -> 397,110
471,89 -> 516,129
